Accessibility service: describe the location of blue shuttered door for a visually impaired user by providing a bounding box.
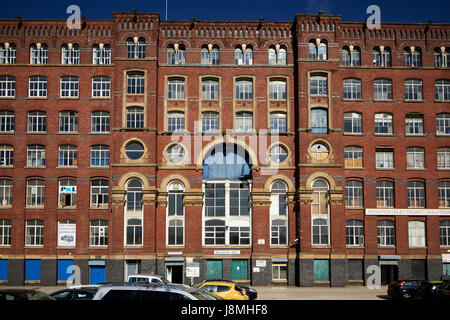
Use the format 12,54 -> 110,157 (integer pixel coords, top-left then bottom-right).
58,259 -> 74,282
25,259 -> 41,281
0,260 -> 8,281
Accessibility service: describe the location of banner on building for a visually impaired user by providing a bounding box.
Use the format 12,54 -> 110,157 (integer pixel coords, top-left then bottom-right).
58,223 -> 76,247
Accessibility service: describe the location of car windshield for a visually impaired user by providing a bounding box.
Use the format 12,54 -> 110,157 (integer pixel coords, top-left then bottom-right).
51,291 -> 71,299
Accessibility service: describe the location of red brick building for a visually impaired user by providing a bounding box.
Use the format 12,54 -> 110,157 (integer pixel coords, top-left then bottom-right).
0,12 -> 449,286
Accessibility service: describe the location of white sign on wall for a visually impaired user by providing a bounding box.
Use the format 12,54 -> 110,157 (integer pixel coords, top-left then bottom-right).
58,223 -> 76,247
366,208 -> 450,216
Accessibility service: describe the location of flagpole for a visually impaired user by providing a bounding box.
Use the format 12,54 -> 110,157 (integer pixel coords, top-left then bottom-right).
166,0 -> 168,20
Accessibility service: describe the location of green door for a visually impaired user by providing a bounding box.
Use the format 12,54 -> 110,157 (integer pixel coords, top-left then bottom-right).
314,259 -> 330,281
206,260 -> 222,280
232,260 -> 248,280
443,263 -> 450,276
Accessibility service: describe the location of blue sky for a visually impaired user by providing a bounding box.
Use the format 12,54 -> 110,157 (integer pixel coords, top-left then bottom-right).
1,0 -> 449,23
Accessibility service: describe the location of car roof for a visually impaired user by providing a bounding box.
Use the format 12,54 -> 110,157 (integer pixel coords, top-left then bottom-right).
201,281 -> 234,286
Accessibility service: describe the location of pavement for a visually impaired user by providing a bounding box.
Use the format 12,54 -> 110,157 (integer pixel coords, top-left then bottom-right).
3,285 -> 389,300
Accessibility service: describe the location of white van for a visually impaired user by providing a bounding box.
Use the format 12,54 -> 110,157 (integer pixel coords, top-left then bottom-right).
127,274 -> 166,284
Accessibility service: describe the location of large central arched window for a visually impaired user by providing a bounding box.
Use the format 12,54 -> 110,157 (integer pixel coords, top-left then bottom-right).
202,143 -> 252,246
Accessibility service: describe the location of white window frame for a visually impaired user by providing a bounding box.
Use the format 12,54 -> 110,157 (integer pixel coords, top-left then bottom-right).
60,76 -> 79,98
27,144 -> 45,167
406,147 -> 425,169
202,181 -> 252,246
91,111 -> 110,133
438,147 -> 450,169
25,220 -> 44,246
167,181 -> 185,246
27,111 -> 46,132
0,110 -> 14,132
0,76 -> 15,97
92,76 -> 111,98
90,179 -> 109,208
89,219 -> 108,247
26,179 -> 44,207
408,221 -> 426,247
28,76 -> 47,98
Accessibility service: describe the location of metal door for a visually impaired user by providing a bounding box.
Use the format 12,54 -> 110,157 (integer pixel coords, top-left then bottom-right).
313,259 -> 330,281
231,260 -> 248,280
90,265 -> 105,284
206,260 -> 222,280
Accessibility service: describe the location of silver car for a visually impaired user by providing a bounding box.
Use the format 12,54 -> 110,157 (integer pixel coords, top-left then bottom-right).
92,283 -> 218,300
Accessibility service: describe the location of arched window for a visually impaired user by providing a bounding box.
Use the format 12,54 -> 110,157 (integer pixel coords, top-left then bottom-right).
346,220 -> 364,246
309,41 -> 317,60
270,180 -> 288,245
345,180 -> 363,208
167,181 -> 185,245
311,178 -> 329,245
61,43 -> 80,64
127,37 -> 145,59
30,43 -> 48,64
126,179 -> 143,212
0,43 -> 16,64
93,44 -> 111,64
234,46 -> 243,65
377,220 -> 395,246
341,47 -> 351,66
376,180 -> 394,208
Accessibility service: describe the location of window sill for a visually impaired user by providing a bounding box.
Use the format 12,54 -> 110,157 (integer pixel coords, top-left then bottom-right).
342,99 -> 363,102
58,97 -> 80,100
405,134 -> 425,137
436,134 -> 450,137
90,97 -> 111,100
374,133 -> 394,136
270,245 -> 289,249
344,167 -> 364,170
376,168 -> 395,170
346,245 -> 365,249
57,206 -> 77,210
89,166 -> 110,169
0,206 -> 12,209
123,245 -> 143,249
25,131 -> 47,135
437,168 -> 450,170
345,207 -> 364,210
24,245 -> 44,249
406,168 -> 426,170
26,97 -> 47,100
404,100 -> 424,103
90,132 -> 111,135
89,246 -> 108,249
56,166 -> 78,169
312,245 -> 331,249
25,166 -> 46,169
25,206 -> 45,209
57,132 -> 79,135
0,132 -> 14,134
409,246 -> 427,249
373,100 -> 393,103
343,133 -> 364,136
377,246 -> 396,249
90,206 -> 109,210
434,100 -> 450,103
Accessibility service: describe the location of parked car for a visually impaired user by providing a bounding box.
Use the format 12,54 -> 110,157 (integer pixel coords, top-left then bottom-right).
387,280 -> 424,300
436,280 -> 450,301
127,274 -> 169,284
92,283 -> 216,300
0,288 -> 55,301
194,279 -> 257,300
195,280 -> 249,300
414,281 -> 443,301
50,287 -> 98,300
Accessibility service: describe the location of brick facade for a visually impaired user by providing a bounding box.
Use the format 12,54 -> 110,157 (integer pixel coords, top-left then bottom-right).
0,12 -> 449,286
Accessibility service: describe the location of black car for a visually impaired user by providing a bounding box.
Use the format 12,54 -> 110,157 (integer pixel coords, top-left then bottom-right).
194,279 -> 257,300
0,288 -> 55,301
436,280 -> 450,301
50,287 -> 98,300
387,280 -> 424,300
414,281 -> 443,301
